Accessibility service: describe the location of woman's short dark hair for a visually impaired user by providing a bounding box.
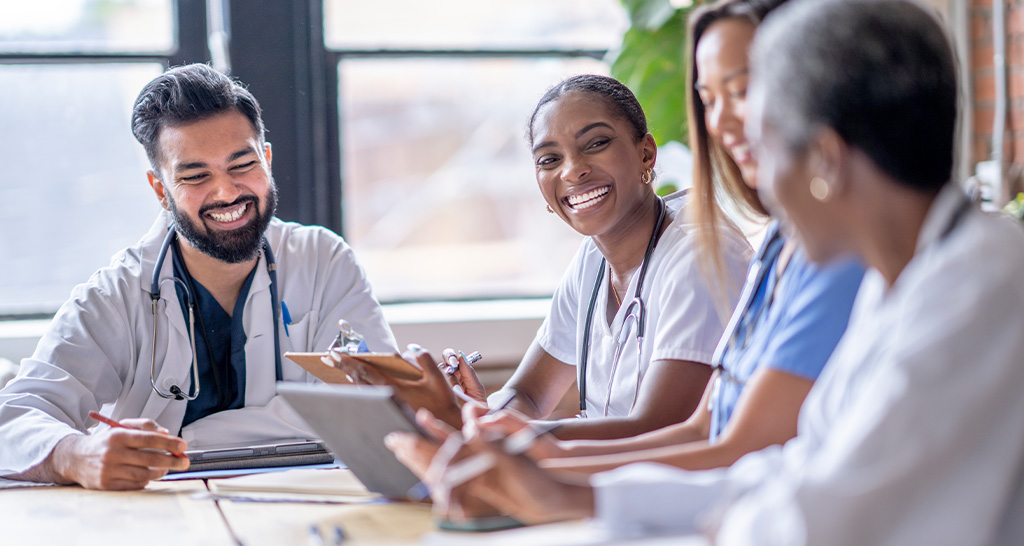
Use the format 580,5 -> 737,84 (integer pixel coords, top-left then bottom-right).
527,74 -> 648,145
752,0 -> 957,192
131,63 -> 266,172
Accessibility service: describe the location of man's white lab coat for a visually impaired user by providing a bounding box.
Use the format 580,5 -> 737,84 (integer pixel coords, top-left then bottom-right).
0,210 -> 397,475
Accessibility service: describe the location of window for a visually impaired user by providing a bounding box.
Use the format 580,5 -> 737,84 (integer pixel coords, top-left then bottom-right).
0,1 -> 631,316
0,63 -> 163,314
327,0 -> 628,301
0,0 -> 201,317
0,0 -> 173,53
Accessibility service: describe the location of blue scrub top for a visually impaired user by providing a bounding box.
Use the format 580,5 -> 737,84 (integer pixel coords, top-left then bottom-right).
172,241 -> 257,428
709,222 -> 865,443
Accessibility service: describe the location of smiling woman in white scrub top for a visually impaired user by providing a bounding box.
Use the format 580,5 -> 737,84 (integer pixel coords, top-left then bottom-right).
336,75 -> 751,440
473,0 -> 864,475
382,2 -> 1024,543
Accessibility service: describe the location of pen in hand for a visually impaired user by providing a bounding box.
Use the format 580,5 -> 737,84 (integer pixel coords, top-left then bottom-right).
437,421 -> 561,495
88,411 -> 187,458
444,350 -> 482,375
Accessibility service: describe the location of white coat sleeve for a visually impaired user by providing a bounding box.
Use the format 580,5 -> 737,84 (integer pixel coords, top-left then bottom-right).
591,462 -> 728,538
0,273 -> 137,475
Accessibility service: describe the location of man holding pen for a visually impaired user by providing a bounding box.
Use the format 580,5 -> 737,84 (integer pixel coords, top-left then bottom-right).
0,64 -> 396,490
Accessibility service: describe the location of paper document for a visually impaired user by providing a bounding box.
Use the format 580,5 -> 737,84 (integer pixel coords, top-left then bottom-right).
210,467 -> 379,498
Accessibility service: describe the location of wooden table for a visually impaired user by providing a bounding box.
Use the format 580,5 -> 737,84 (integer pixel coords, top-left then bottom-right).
0,475 -> 433,546
0,470 -> 707,546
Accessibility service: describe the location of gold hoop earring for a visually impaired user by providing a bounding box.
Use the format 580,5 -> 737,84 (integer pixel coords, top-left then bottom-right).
809,176 -> 831,202
641,168 -> 653,185
546,204 -> 555,214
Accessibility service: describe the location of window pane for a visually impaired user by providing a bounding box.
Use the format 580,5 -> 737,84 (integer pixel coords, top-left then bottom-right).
325,0 -> 627,50
341,57 -> 614,301
0,0 -> 174,53
0,63 -> 164,315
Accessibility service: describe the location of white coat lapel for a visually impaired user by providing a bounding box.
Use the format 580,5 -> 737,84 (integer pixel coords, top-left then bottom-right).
243,249 -> 276,405
137,211 -> 194,423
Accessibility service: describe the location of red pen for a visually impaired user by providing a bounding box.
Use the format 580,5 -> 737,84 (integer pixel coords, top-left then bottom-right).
88,411 -> 187,458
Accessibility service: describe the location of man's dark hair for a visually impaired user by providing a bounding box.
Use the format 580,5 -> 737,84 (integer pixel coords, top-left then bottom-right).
752,0 -> 957,192
131,63 -> 266,172
527,74 -> 648,145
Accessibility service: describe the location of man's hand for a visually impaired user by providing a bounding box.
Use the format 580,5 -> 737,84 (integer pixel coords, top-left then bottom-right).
45,419 -> 189,490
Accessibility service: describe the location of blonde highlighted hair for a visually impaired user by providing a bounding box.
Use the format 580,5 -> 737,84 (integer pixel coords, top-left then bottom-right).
685,0 -> 788,303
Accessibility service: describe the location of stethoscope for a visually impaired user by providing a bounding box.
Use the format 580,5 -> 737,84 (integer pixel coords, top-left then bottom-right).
578,197 -> 667,417
149,227 -> 283,401
706,224 -> 785,430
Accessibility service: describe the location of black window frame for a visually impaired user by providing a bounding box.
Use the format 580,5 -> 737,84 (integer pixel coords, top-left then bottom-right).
0,0 -> 616,320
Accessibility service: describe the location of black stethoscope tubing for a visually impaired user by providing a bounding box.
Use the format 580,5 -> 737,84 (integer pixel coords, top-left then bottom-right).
578,197 -> 667,413
709,225 -> 782,383
149,227 -> 283,401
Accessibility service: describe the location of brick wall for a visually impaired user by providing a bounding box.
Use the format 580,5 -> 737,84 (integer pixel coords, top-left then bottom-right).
971,0 -> 1024,196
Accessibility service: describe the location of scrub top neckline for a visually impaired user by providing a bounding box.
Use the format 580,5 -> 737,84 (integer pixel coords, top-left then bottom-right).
599,258 -> 646,334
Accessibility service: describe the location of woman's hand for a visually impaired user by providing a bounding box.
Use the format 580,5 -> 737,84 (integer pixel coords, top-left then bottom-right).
385,408 -> 457,479
462,404 -> 568,461
416,428 -> 595,525
438,348 -> 487,404
330,345 -> 466,429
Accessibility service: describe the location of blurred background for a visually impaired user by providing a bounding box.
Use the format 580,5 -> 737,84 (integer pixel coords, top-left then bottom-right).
0,1 -> 1019,383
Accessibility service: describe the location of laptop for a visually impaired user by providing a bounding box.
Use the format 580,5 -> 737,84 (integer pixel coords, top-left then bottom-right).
166,438 -> 334,474
276,382 -> 427,499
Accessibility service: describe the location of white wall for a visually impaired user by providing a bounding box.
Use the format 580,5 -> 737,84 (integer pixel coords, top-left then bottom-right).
0,300 -> 546,372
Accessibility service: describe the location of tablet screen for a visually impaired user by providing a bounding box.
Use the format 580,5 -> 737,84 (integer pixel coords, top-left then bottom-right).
277,383 -> 428,499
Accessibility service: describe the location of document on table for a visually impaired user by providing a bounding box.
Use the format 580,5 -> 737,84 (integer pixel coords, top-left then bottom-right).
204,467 -> 381,503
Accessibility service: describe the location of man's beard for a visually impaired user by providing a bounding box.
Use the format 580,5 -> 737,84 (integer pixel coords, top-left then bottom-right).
167,183 -> 278,264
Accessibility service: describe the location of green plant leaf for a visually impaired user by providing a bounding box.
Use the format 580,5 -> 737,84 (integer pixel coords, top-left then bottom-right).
609,6 -> 691,146
621,0 -> 678,30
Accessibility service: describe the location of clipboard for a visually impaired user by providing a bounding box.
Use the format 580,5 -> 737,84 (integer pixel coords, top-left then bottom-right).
285,351 -> 423,382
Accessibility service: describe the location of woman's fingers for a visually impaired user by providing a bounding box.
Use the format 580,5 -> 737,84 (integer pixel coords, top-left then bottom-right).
415,408 -> 456,443
440,348 -> 488,403
335,354 -> 389,385
384,431 -> 437,479
402,345 -> 437,374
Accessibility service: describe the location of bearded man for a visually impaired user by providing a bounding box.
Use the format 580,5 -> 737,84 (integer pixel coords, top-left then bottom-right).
0,64 -> 396,490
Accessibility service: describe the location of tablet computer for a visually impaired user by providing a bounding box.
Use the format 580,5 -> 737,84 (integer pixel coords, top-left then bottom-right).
277,382 -> 428,499
166,438 -> 334,474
